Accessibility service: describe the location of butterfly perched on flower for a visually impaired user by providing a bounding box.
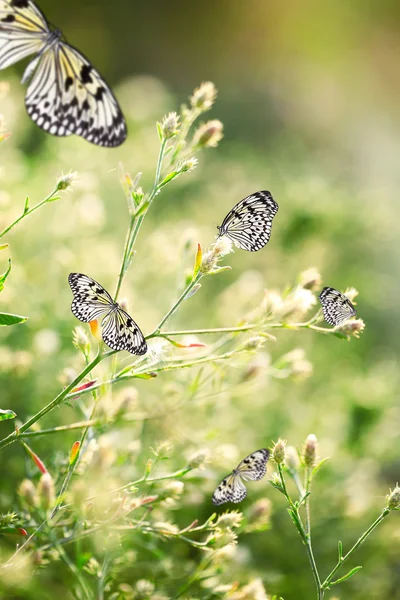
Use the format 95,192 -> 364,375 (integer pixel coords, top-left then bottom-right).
68,273 -> 147,355
0,0 -> 126,147
318,287 -> 356,326
212,448 -> 270,505
217,191 -> 279,252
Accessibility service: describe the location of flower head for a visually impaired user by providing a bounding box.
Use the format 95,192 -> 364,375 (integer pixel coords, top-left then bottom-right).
272,439 -> 286,464
216,511 -> 243,530
386,485 -> 400,510
298,267 -> 322,291
72,326 -> 91,356
190,81 -> 217,111
161,111 -> 180,139
302,434 -> 318,468
56,170 -> 78,192
336,318 -> 365,339
193,119 -> 223,148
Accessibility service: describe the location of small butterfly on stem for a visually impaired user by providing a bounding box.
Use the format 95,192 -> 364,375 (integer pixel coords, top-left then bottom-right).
212,448 -> 270,505
68,273 -> 147,355
217,191 -> 279,252
318,287 -> 356,326
0,0 -> 126,146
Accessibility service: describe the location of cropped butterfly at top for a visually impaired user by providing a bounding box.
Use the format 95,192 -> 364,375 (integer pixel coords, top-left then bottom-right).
0,0 -> 126,147
217,191 -> 279,252
68,273 -> 147,355
212,448 -> 270,505
318,287 -> 356,327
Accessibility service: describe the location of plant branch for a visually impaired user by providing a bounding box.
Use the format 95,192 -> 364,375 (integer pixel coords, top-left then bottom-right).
0,185 -> 60,240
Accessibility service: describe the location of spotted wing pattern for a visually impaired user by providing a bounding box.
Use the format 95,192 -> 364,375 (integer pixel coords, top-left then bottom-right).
68,273 -> 147,356
0,0 -> 48,70
237,448 -> 270,481
217,191 -> 279,252
319,287 -> 356,326
0,0 -> 126,147
102,307 -> 147,355
212,448 -> 269,505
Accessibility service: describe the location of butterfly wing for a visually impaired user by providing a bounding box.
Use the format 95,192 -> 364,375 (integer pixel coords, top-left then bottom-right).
0,0 -> 48,70
101,307 -> 147,355
237,448 -> 270,481
218,191 -> 279,252
57,42 -> 126,146
212,473 -> 247,506
68,272 -> 114,323
319,287 -> 356,326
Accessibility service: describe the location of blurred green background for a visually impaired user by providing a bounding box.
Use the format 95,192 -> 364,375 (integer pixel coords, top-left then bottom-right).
1,1 -> 400,599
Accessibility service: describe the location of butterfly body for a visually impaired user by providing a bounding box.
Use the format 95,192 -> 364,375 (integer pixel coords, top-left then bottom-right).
212,448 -> 269,505
68,273 -> 147,355
0,0 -> 126,146
217,191 -> 278,252
318,287 -> 356,326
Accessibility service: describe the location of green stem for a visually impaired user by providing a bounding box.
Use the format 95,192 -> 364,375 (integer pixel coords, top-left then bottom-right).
305,467 -> 312,537
0,351 -> 115,451
277,464 -> 322,599
0,186 -> 59,240
321,508 -> 390,590
148,273 -> 202,337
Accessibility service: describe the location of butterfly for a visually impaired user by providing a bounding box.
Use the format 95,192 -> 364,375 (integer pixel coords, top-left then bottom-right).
212,448 -> 270,505
68,273 -> 147,355
217,191 -> 279,252
0,0 -> 126,147
318,287 -> 356,326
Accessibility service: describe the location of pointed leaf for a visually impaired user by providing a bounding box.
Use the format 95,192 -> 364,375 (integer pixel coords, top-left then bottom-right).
312,456 -> 330,477
331,566 -> 362,586
133,372 -> 157,379
0,244 -> 9,251
338,540 -> 343,561
0,409 -> 16,421
156,121 -> 163,141
0,312 -> 28,326
193,243 -> 202,278
159,171 -> 179,188
23,196 -> 30,214
186,283 -> 201,299
0,259 -> 11,292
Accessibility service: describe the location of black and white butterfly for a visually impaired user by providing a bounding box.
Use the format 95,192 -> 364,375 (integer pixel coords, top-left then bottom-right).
0,0 -> 126,147
68,273 -> 147,355
212,448 -> 270,505
217,191 -> 279,252
318,287 -> 356,326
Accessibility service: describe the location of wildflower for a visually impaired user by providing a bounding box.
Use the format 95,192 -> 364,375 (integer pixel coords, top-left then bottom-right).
208,528 -> 237,549
135,580 -> 155,599
153,521 -> 179,535
178,157 -> 198,173
72,326 -> 91,356
56,170 -> 78,192
37,472 -> 55,511
69,441 -> 81,466
344,287 -> 359,302
217,511 -> 243,530
152,441 -> 173,458
89,319 -> 102,341
212,236 -> 233,257
200,238 -> 232,275
302,434 -> 318,468
230,578 -> 268,600
158,481 -> 184,501
161,111 -> 179,139
336,318 -> 365,339
18,479 -> 37,508
386,485 -> 400,510
247,498 -> 271,531
193,119 -> 224,148
286,446 -> 300,472
190,81 -> 217,111
187,448 -> 210,470
298,267 -> 322,291
239,336 -> 265,351
273,439 -> 286,464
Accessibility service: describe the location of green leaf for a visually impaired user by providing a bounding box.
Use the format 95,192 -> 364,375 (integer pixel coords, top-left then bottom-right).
156,121 -> 163,141
133,200 -> 150,218
0,312 -> 28,326
133,372 -> 157,379
0,409 -> 16,421
23,196 -> 30,214
331,566 -> 362,586
0,259 -> 11,292
159,171 -> 179,188
298,492 -> 311,507
287,508 -> 303,537
312,456 -> 330,477
338,540 -> 343,561
193,243 -> 202,278
0,244 -> 9,251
